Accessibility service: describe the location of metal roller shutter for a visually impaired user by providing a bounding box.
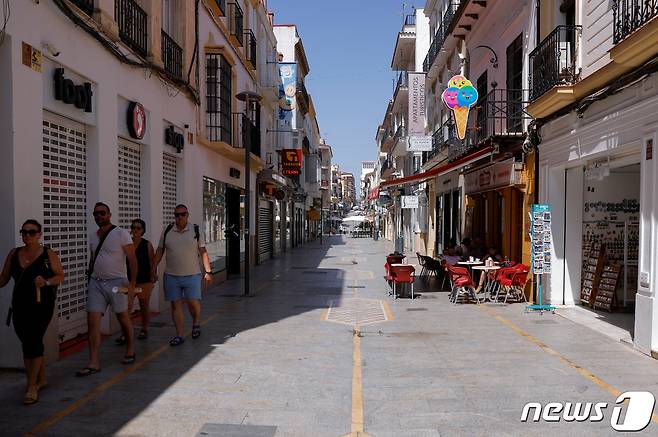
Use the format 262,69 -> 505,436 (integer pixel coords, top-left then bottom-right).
258,201 -> 273,262
163,153 -> 178,227
42,113 -> 88,342
118,139 -> 142,229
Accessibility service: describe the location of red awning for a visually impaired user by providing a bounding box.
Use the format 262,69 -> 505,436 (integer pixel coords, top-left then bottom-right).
368,187 -> 380,200
380,146 -> 493,189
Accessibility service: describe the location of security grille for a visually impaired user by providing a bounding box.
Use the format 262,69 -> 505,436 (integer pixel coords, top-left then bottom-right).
258,201 -> 273,262
163,153 -> 178,226
42,113 -> 88,341
118,140 -> 142,229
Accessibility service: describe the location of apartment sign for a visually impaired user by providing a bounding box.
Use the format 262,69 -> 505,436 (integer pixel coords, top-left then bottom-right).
401,195 -> 419,209
408,73 -> 426,135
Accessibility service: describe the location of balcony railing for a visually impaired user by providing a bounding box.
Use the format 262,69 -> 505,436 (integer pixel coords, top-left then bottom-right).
442,2 -> 460,38
228,1 -> 244,46
231,113 -> 261,157
73,0 -> 94,16
115,0 -> 148,58
244,29 -> 257,70
529,25 -> 581,101
396,70 -> 409,89
214,0 -> 226,15
448,89 -> 531,160
393,124 -> 407,141
613,0 -> 658,44
423,25 -> 444,72
404,14 -> 416,26
424,119 -> 456,162
161,30 -> 183,79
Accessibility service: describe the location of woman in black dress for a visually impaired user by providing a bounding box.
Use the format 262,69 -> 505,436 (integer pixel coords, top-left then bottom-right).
0,219 -> 64,405
116,218 -> 155,344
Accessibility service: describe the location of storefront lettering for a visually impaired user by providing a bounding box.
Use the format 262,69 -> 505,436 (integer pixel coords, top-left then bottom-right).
165,125 -> 185,152
54,68 -> 93,112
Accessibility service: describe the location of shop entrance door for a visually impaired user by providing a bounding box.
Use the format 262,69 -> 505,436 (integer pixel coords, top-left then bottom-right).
226,186 -> 242,275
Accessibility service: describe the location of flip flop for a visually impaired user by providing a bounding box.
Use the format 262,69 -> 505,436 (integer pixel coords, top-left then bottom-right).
191,325 -> 201,339
169,336 -> 184,347
23,391 -> 38,405
122,354 -> 136,364
137,330 -> 148,340
75,367 -> 101,377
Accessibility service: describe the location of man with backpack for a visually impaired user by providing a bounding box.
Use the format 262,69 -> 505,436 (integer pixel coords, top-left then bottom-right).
152,204 -> 212,346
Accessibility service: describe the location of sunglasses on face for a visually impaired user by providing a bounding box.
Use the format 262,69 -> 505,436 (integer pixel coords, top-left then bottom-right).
93,210 -> 108,217
20,229 -> 39,237
174,212 -> 188,218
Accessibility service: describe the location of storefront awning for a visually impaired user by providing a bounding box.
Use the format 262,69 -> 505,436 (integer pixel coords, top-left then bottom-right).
380,146 -> 494,189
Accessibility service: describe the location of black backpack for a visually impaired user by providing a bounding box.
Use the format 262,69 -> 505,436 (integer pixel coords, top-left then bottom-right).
162,223 -> 199,251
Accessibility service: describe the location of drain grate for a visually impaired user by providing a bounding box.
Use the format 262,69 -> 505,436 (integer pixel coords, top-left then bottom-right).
407,308 -> 429,311
325,298 -> 388,326
196,423 -> 277,437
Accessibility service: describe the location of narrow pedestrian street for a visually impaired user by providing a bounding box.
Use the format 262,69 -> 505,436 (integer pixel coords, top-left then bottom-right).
1,236 -> 656,436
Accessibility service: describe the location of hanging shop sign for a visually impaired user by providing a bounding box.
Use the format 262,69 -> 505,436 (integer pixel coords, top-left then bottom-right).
401,195 -> 419,209
464,160 -> 523,194
277,63 -> 297,129
407,135 -> 433,152
165,125 -> 185,152
274,189 -> 287,201
281,149 -> 303,176
408,73 -> 426,135
127,101 -> 146,140
530,204 -> 553,275
307,208 -> 321,221
441,75 -> 478,140
54,68 -> 93,112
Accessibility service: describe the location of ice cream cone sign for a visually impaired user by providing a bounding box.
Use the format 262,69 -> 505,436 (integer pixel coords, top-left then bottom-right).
442,75 -> 479,140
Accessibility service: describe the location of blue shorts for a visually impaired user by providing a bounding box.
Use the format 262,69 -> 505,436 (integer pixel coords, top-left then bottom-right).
164,273 -> 203,302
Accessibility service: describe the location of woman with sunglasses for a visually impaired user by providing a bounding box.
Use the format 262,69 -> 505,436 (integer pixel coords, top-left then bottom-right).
115,219 -> 155,344
0,220 -> 64,405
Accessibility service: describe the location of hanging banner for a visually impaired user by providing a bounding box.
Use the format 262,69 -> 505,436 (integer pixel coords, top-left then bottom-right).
281,149 -> 303,176
408,73 -> 426,135
278,63 -> 297,129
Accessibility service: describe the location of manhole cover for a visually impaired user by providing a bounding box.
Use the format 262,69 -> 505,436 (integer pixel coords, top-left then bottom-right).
325,298 -> 388,326
407,308 -> 428,311
196,423 -> 277,437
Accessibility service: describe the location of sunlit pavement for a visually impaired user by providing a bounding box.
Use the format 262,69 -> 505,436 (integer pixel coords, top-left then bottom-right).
1,236 -> 658,436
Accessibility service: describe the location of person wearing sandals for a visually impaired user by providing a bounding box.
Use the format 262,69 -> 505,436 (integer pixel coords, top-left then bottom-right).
115,219 -> 155,345
0,219 -> 65,405
152,204 -> 212,347
76,203 -> 139,378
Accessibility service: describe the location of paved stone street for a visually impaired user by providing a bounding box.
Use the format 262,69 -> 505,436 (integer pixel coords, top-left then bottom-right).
1,236 -> 658,436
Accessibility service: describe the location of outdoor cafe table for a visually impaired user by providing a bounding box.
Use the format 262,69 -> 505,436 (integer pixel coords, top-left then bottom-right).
457,261 -> 483,276
472,265 -> 501,301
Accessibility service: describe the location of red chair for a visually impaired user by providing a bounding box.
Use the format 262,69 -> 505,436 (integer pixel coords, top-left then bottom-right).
490,266 -> 516,302
446,265 -> 478,304
498,264 -> 530,303
384,254 -> 404,288
390,265 -> 416,299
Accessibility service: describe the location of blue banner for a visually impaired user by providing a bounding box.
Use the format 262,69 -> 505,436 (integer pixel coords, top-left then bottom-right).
278,63 -> 297,129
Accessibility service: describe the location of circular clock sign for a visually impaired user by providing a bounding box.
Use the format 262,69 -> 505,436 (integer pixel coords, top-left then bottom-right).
127,101 -> 147,140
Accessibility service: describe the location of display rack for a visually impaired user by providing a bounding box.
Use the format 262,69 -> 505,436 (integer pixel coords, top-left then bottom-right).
581,243 -> 605,306
594,264 -> 622,312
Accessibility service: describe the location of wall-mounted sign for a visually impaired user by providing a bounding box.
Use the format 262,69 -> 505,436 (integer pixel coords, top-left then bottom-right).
281,149 -> 303,176
407,135 -> 433,152
127,101 -> 146,139
441,75 -> 478,140
464,160 -> 523,194
165,125 -> 185,153
401,195 -> 419,209
307,208 -> 321,221
229,168 -> 241,179
22,42 -> 42,73
408,73 -> 426,135
54,68 -> 93,112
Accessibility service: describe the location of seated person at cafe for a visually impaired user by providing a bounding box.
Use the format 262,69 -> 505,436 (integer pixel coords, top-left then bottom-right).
456,237 -> 472,258
475,247 -> 504,292
441,246 -> 462,265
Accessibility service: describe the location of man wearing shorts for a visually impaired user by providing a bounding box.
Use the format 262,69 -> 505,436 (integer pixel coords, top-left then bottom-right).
152,204 -> 212,346
76,202 -> 138,377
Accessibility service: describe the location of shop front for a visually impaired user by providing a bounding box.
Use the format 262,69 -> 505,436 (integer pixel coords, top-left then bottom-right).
433,171 -> 461,256
463,159 -> 526,263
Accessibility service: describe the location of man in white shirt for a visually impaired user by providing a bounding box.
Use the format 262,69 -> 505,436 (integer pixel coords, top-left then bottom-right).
76,202 -> 138,377
152,204 -> 212,347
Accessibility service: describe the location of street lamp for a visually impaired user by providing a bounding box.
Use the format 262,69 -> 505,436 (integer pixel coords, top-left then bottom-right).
236,90 -> 262,297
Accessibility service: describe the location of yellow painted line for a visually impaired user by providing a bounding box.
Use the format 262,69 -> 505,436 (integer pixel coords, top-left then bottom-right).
381,301 -> 393,321
321,306 -> 329,320
479,305 -> 658,425
26,303 -> 236,437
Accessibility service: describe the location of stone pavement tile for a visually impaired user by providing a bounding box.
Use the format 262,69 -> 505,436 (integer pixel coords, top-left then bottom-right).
366,428 -> 441,437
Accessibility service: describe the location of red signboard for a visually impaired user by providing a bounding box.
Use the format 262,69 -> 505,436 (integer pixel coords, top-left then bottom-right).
281,149 -> 303,176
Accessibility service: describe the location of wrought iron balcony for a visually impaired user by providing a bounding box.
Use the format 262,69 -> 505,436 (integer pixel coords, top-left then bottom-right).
72,0 -> 94,16
244,29 -> 257,70
115,0 -> 148,58
529,25 -> 581,101
393,124 -> 407,141
161,30 -> 183,79
214,0 -> 226,15
404,14 -> 416,26
423,25 -> 444,72
228,1 -> 244,46
425,119 -> 456,162
613,0 -> 658,44
231,113 -> 261,157
396,70 -> 409,89
442,2 -> 460,38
